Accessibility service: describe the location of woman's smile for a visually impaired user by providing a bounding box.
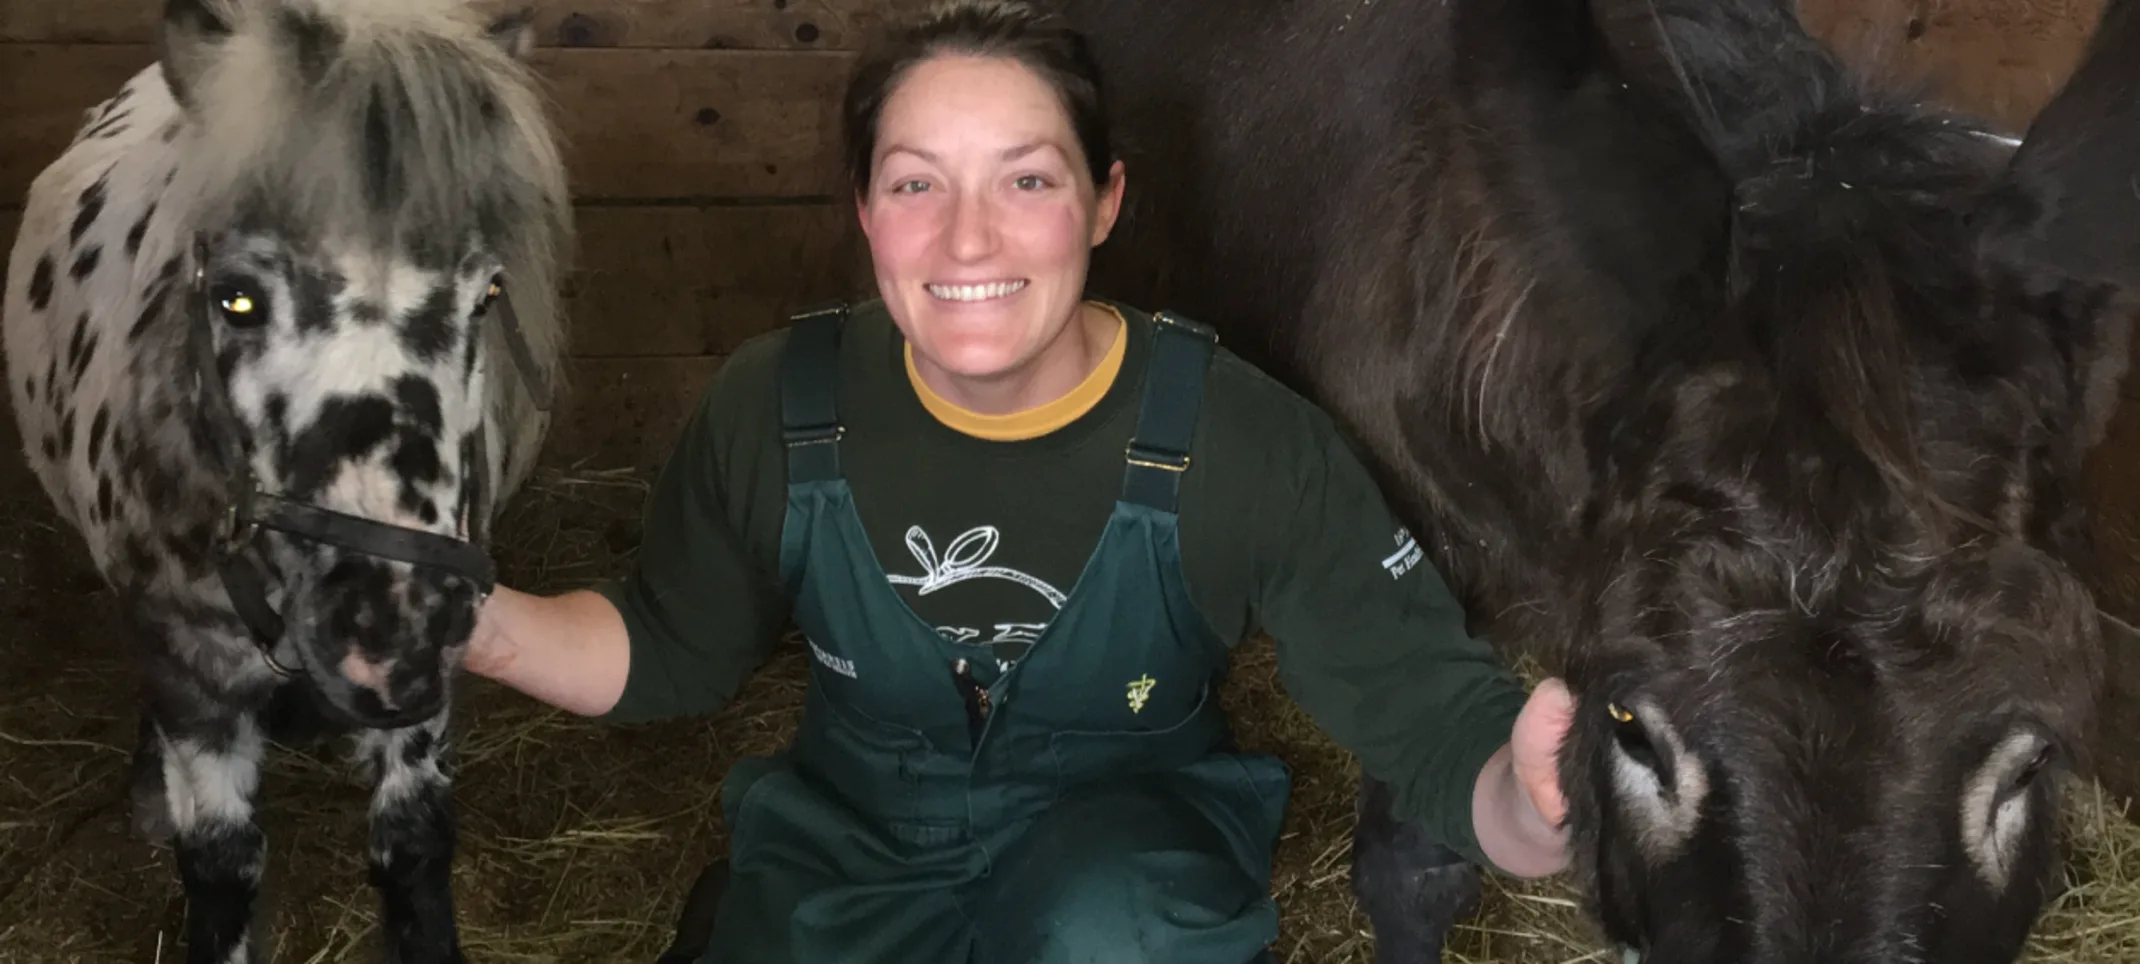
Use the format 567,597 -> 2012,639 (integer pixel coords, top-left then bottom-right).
927,279 -> 1029,302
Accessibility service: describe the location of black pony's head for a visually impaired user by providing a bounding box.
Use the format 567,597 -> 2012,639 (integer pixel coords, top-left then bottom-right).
1534,1 -> 2137,960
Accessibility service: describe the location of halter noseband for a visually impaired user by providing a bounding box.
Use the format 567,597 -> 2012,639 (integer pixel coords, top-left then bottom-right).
187,235 -> 553,676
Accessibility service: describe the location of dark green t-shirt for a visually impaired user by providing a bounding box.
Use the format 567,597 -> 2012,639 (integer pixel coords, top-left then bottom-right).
594,297 -> 1530,865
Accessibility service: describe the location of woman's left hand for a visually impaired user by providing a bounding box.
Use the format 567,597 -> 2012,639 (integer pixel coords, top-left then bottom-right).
1511,677 -> 1575,828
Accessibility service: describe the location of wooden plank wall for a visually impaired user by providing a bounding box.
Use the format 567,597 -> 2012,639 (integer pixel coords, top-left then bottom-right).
0,0 -> 2114,471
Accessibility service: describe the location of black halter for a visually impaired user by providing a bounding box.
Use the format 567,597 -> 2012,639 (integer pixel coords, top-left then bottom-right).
185,236 -> 553,676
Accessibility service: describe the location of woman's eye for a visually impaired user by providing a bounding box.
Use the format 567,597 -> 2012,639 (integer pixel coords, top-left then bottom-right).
1014,174 -> 1046,190
892,179 -> 928,194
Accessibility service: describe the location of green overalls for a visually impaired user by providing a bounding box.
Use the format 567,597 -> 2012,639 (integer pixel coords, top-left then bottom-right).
696,304 -> 1293,963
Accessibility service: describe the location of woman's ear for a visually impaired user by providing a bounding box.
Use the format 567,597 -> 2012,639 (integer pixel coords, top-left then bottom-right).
1091,159 -> 1128,247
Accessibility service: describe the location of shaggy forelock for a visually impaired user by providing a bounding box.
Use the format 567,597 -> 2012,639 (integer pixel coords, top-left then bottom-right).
162,0 -> 570,387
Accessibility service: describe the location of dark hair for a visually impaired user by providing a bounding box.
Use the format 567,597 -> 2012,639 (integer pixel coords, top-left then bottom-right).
841,0 -> 1115,196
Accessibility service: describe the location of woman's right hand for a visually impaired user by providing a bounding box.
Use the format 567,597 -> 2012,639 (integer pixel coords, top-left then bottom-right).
464,591 -> 518,679
459,585 -> 633,717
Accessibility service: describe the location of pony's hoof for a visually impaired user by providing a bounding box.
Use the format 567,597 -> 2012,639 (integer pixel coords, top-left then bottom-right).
130,795 -> 175,848
1352,845 -> 1482,964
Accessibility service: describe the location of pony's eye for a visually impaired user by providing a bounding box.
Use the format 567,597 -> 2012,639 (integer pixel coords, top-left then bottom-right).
1608,702 -> 1666,774
477,277 -> 503,313
2011,742 -> 2058,792
211,285 -> 266,327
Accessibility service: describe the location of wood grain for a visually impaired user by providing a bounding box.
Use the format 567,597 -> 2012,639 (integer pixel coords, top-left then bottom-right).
563,203 -> 869,357
0,44 -> 858,204
2083,390 -> 2140,803
1801,0 -> 2101,129
0,44 -> 153,207
530,47 -> 855,201
0,208 -> 21,290
540,354 -> 727,469
0,0 -> 934,50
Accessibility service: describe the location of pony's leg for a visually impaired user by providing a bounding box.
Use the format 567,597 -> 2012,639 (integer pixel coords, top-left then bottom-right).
130,711 -> 176,846
1351,773 -> 1483,964
155,706 -> 269,964
356,708 -> 464,964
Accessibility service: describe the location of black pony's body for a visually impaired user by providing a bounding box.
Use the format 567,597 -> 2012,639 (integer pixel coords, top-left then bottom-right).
1052,0 -> 2140,961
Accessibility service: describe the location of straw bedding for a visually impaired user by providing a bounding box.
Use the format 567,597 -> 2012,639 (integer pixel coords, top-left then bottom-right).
0,464 -> 2133,963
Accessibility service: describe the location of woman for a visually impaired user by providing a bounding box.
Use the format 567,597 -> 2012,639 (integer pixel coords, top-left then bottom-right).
464,2 -> 1574,961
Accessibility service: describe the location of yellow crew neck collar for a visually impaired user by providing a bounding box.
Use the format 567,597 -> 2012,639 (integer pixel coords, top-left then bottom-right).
905,302 -> 1128,441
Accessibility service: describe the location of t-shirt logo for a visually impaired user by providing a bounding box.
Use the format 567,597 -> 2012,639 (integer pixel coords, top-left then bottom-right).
1382,527 -> 1424,579
888,523 -> 1067,672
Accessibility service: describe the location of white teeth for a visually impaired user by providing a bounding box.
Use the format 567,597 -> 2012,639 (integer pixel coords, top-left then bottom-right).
927,280 -> 1026,302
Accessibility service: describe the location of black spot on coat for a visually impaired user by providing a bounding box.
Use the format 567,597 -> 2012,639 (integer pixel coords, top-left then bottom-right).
126,204 -> 157,259
129,284 -> 171,341
392,377 -> 443,435
398,727 -> 435,767
88,406 -> 110,464
65,314 -> 90,371
27,255 -> 55,311
71,332 -> 100,383
88,115 -> 131,140
283,395 -> 396,497
71,244 -> 103,282
400,284 -> 457,361
292,270 -> 342,334
71,176 -> 108,248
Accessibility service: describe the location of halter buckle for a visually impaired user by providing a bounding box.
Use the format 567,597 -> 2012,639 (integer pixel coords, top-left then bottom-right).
259,645 -> 300,679
218,503 -> 248,549
219,478 -> 264,552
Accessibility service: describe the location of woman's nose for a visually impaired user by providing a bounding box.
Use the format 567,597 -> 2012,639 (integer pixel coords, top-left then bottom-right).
945,190 -> 997,261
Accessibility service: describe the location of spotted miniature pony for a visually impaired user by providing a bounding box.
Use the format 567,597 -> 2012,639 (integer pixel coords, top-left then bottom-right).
1,0 -> 570,960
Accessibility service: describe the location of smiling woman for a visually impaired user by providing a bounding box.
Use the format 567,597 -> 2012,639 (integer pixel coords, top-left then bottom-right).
849,44 -> 1125,414
459,2 -> 1578,963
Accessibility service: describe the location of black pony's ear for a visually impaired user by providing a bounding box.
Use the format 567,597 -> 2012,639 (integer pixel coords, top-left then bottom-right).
1975,0 -> 2140,291
159,0 -> 233,110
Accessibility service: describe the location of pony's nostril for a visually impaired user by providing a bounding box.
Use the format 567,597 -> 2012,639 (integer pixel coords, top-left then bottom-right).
339,649 -> 400,706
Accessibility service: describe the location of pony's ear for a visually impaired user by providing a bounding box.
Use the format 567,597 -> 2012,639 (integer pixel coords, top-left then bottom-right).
159,0 -> 233,110
1976,0 -> 2140,291
485,7 -> 538,61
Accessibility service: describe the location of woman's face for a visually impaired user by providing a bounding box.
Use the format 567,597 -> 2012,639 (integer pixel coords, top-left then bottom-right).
857,53 -> 1123,384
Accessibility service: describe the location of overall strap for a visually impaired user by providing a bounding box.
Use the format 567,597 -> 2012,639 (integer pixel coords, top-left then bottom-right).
1121,311 -> 1219,513
780,300 -> 849,484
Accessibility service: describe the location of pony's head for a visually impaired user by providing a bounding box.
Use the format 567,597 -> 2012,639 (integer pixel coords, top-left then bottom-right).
1538,0 -> 2138,959
155,0 -> 569,727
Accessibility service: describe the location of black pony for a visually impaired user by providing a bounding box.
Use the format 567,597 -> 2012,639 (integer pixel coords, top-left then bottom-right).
1056,0 -> 2140,961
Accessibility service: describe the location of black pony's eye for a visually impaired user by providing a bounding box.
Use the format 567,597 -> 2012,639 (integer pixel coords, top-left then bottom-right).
2012,742 -> 2057,792
211,284 -> 267,328
1607,701 -> 1665,775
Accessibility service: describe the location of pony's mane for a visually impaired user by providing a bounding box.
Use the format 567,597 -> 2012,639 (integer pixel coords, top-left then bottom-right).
160,0 -> 572,389
1325,0 -> 2073,654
